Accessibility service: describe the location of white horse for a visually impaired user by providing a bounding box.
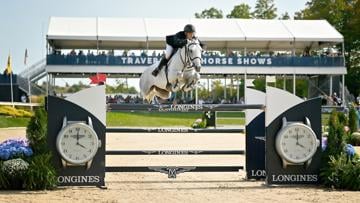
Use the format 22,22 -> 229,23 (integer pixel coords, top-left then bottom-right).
140,38 -> 202,103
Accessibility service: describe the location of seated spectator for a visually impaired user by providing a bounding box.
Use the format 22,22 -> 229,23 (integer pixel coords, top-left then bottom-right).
21,94 -> 27,103
332,92 -> 342,106
70,49 -> 76,55
140,51 -> 147,57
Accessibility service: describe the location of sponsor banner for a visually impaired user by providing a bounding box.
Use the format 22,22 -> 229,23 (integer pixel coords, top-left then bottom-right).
47,55 -> 344,67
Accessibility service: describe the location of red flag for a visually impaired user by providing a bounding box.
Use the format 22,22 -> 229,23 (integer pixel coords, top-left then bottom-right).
89,73 -> 106,85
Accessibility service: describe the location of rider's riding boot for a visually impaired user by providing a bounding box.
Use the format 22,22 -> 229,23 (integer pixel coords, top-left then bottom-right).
166,83 -> 172,91
152,56 -> 168,77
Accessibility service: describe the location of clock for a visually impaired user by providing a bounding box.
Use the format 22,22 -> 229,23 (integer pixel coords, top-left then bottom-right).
56,116 -> 101,169
275,117 -> 320,169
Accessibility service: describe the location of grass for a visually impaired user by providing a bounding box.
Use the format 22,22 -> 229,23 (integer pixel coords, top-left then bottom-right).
216,118 -> 245,126
107,112 -> 204,127
107,111 -> 245,127
0,116 -> 30,128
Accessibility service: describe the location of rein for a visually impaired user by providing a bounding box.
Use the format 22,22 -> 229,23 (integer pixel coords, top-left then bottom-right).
179,42 -> 201,72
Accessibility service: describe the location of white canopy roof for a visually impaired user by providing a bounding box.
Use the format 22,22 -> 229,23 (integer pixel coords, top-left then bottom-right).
47,17 -> 343,50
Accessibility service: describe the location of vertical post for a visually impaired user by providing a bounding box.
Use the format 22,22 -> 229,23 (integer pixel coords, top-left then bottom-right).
28,76 -> 32,110
46,74 -> 49,97
244,73 -> 247,106
283,76 -> 286,90
96,17 -> 100,55
293,74 -> 296,95
342,42 -> 345,66
10,72 -> 14,107
342,74 -> 345,107
236,76 -> 240,103
207,78 -> 210,97
224,76 -> 227,100
230,76 -> 233,98
329,75 -> 333,97
195,85 -> 198,104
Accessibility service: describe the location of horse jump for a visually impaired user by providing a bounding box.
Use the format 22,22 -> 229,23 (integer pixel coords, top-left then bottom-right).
47,85 -> 322,187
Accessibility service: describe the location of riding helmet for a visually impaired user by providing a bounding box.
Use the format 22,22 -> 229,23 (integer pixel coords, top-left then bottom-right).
184,24 -> 196,33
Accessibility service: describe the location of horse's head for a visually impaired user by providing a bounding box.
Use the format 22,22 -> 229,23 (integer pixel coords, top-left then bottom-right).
186,38 -> 202,72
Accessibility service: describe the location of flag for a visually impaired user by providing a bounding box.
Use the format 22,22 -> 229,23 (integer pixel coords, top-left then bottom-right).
24,49 -> 28,65
5,55 -> 12,75
89,73 -> 106,85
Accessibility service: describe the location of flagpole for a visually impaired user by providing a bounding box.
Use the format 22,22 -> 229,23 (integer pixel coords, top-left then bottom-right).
10,70 -> 14,107
7,51 -> 14,107
28,75 -> 32,110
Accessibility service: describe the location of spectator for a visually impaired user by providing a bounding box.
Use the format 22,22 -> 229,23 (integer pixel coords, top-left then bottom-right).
122,50 -> 128,57
332,92 -> 342,106
70,49 -> 76,55
78,50 -> 86,64
140,50 -> 147,57
21,94 -> 27,103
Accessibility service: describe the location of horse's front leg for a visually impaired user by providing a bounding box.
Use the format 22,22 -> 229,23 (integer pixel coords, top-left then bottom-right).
171,79 -> 182,92
183,72 -> 200,91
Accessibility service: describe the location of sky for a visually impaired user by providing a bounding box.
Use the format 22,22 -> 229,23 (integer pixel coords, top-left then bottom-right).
0,0 -> 308,87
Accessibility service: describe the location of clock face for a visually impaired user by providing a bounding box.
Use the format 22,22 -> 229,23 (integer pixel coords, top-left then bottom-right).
275,123 -> 318,164
56,123 -> 99,165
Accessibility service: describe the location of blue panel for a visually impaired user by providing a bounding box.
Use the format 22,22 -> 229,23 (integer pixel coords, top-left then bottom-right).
46,55 -> 344,67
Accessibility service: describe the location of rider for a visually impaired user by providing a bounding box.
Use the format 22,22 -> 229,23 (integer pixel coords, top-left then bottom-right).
152,24 -> 204,77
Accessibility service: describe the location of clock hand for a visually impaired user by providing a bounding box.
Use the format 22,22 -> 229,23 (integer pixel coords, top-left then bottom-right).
76,131 -> 80,142
77,142 -> 86,149
297,142 -> 305,148
296,132 -> 299,143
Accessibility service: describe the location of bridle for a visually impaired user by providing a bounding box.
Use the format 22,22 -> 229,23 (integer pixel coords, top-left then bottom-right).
179,41 -> 202,72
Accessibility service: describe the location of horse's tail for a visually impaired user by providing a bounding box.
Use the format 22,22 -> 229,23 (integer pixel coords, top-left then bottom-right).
139,72 -> 147,98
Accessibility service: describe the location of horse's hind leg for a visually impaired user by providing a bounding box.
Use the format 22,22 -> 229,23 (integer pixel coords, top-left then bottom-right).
154,86 -> 171,99
143,86 -> 156,103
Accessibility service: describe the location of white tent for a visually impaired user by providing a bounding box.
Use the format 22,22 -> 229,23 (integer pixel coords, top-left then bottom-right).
47,17 -> 343,50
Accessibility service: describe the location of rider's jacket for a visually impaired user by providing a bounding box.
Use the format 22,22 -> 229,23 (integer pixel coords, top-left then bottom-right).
166,31 -> 205,49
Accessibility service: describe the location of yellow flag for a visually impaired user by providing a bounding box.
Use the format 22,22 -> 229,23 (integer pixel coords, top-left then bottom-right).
5,55 -> 12,75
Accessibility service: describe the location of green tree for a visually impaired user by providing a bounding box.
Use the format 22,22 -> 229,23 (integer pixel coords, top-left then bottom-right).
227,4 -> 252,18
295,0 -> 360,98
293,11 -> 304,20
195,7 -> 223,19
252,0 -> 277,19
106,79 -> 138,94
279,12 -> 291,20
348,106 -> 358,133
346,49 -> 360,97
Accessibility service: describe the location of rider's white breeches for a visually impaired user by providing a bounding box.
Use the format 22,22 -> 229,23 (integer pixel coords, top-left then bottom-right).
165,44 -> 173,59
